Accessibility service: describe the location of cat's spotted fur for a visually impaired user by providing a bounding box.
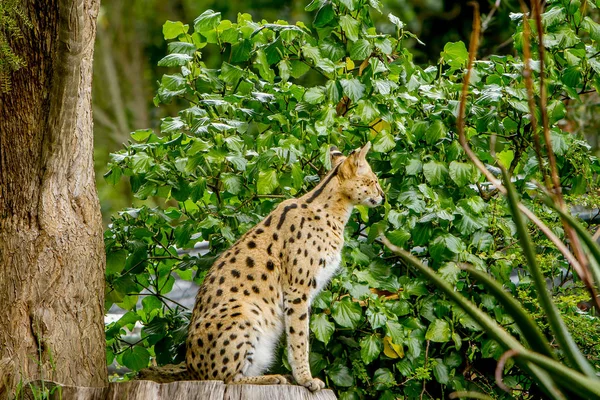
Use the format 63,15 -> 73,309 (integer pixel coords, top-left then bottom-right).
186,143 -> 384,391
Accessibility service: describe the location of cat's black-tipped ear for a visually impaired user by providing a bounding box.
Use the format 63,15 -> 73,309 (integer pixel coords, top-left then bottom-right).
330,146 -> 345,168
358,142 -> 371,161
350,141 -> 371,168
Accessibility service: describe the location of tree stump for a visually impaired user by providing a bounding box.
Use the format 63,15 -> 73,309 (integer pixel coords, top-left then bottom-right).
25,380 -> 337,400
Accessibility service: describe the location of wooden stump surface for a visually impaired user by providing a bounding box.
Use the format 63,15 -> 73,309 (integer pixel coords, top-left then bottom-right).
31,380 -> 337,400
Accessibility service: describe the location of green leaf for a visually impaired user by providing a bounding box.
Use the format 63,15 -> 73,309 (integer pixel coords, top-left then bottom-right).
544,26 -> 581,48
455,207 -> 487,235
375,38 -> 392,55
231,39 -> 252,63
331,297 -> 362,329
290,60 -> 311,79
460,196 -> 486,214
106,249 -> 127,275
121,346 -> 150,371
161,74 -> 186,91
339,15 -> 360,42
130,129 -> 153,142
257,169 -> 279,194
429,233 -> 464,261
583,16 -> 600,41
373,132 -> 395,153
349,39 -> 372,60
550,129 -> 568,156
163,20 -> 188,39
541,6 -> 566,27
340,78 -> 365,103
441,41 -> 468,70
388,13 -> 404,29
305,0 -> 325,12
161,117 -> 185,133
405,158 -> 422,175
142,296 -> 163,315
220,63 -> 245,85
327,363 -> 354,387
194,10 -> 221,32
320,39 -> 345,62
309,352 -> 328,376
398,190 -> 426,213
313,3 -> 335,28
449,161 -> 475,187
339,0 -> 357,11
385,320 -> 405,344
411,121 -> 429,141
439,262 -> 461,284
372,79 -> 398,95
386,229 -> 410,248
433,359 -> 449,384
131,152 -> 153,173
221,173 -> 242,195
304,87 -> 326,104
157,53 -> 192,67
425,319 -> 451,342
255,49 -> 275,83
310,313 -> 335,344
422,160 -> 448,186
472,231 -> 494,252
360,335 -> 383,364
373,368 -> 396,390
548,101 -> 566,124
366,305 -> 387,328
425,120 -> 447,144
278,59 -> 291,82
496,149 -> 514,169
368,0 -> 382,12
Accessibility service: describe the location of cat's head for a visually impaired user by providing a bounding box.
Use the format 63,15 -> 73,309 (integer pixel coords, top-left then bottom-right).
330,142 -> 384,207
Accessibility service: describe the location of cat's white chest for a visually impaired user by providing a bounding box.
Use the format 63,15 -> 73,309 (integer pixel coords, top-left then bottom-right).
313,250 -> 342,299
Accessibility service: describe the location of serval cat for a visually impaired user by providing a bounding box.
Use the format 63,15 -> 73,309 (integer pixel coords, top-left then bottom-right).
186,142 -> 384,391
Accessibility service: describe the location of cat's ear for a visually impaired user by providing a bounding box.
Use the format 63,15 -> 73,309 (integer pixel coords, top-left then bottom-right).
357,142 -> 371,162
359,142 -> 371,160
339,142 -> 371,178
330,146 -> 346,168
352,142 -> 371,174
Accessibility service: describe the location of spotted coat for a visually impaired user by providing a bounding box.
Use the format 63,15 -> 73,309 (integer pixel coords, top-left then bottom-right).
186,142 -> 384,391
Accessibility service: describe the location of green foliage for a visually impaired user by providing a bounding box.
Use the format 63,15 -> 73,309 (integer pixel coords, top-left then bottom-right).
105,0 -> 600,397
0,0 -> 30,93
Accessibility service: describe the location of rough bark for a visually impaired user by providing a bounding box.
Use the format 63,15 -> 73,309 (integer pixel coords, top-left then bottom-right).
0,0 -> 106,396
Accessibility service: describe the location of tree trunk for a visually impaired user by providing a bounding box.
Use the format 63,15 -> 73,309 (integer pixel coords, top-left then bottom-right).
0,0 -> 106,396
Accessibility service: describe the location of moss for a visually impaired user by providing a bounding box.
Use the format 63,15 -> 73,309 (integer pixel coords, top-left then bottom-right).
0,0 -> 31,92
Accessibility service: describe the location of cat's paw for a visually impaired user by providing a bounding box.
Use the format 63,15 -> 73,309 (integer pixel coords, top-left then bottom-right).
267,374 -> 289,385
300,377 -> 325,392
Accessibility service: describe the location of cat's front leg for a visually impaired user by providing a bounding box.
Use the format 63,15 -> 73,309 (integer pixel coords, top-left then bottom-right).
283,288 -> 325,392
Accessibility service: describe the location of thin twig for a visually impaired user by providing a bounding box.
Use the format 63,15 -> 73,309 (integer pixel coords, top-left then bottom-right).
517,2 -> 545,179
496,349 -> 519,393
593,227 -> 600,242
481,0 -> 502,33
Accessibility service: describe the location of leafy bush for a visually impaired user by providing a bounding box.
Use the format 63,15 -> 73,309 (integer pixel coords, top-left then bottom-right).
104,0 -> 600,397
